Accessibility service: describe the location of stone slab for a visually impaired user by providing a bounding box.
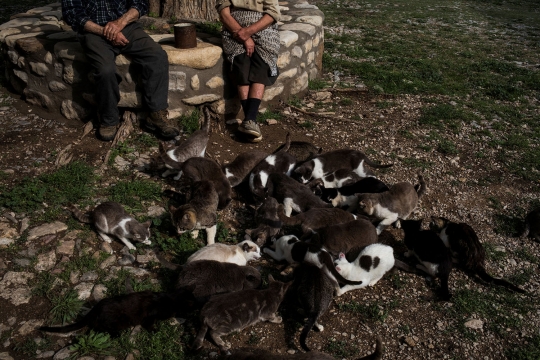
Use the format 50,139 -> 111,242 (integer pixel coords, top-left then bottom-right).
279,30 -> 298,47
5,32 -> 44,47
162,42 -> 222,69
0,18 -> 40,30
182,94 -> 222,105
54,41 -> 88,62
280,23 -> 316,36
296,15 -> 323,26
0,28 -> 21,43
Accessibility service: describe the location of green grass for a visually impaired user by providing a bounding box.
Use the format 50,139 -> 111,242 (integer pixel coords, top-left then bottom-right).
108,141 -> 135,166
324,339 -> 358,358
107,179 -> 162,212
437,139 -> 459,155
177,110 -> 200,134
506,334 -> 540,360
103,268 -> 161,297
256,108 -> 282,123
337,299 -> 398,323
13,337 -> 51,357
299,121 -> 314,129
153,231 -> 203,264
308,78 -> 329,90
70,331 -> 113,358
133,321 -> 186,360
196,21 -> 222,37
48,289 -> 84,325
484,242 -> 507,262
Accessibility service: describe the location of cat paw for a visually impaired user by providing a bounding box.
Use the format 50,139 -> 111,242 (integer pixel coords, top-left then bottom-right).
128,244 -> 137,251
269,316 -> 282,324
315,324 -> 324,332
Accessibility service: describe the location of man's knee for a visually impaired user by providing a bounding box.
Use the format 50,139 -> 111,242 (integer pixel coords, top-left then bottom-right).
94,63 -> 117,80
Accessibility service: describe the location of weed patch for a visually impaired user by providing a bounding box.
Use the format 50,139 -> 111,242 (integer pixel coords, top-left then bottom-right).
134,321 -> 185,359
176,110 -> 200,134
48,289 -> 84,325
71,331 -> 113,357
257,108 -> 282,123
324,339 -> 358,358
108,179 -> 162,212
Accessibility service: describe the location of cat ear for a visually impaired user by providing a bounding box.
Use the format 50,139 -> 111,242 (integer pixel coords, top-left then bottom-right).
169,204 -> 177,213
143,220 -> 152,228
268,274 -> 275,283
242,242 -> 250,252
245,229 -> 252,236
339,252 -> 346,260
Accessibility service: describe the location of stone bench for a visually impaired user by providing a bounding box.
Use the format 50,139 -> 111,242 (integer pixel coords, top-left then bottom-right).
0,0 -> 324,121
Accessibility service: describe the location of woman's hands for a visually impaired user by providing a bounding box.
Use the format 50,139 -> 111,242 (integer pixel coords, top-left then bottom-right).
243,37 -> 255,57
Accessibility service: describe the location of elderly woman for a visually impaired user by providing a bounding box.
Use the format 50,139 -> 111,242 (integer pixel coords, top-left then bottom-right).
216,0 -> 280,142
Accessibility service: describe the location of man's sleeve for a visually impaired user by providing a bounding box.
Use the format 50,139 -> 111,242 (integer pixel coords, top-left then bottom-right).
61,0 -> 91,32
130,0 -> 149,17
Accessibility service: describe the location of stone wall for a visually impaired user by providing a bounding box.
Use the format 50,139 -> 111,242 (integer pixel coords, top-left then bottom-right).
0,1 -> 324,121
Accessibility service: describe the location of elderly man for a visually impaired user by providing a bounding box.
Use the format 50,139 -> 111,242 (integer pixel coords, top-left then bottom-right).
62,0 -> 179,141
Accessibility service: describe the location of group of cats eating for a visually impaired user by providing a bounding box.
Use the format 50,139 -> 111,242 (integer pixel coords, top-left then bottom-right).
39,107 -> 534,359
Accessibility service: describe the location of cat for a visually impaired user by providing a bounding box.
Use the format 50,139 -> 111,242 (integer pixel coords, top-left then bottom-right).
277,204 -> 357,239
266,173 -> 332,216
39,288 -> 193,337
155,255 -> 262,302
159,107 -> 211,179
168,181 -> 219,245
430,216 -> 526,293
192,275 -> 292,353
315,177 -> 390,210
310,218 -> 379,259
249,133 -> 296,199
308,169 -> 367,190
263,235 -> 363,292
273,140 -> 322,163
245,197 -> 282,247
294,263 -> 334,352
68,202 -> 151,251
186,240 -> 261,265
222,150 -> 269,187
334,244 -> 395,296
356,174 -> 426,234
521,208 -> 540,242
162,155 -> 232,210
401,219 -> 453,300
226,336 -> 383,359
293,149 -> 393,184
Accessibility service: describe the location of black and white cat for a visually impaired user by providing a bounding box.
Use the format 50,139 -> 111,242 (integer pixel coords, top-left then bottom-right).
522,208 -> 540,242
245,197 -> 282,247
68,202 -> 151,251
159,108 -> 210,179
277,204 -> 356,238
193,275 -> 292,353
308,169 -> 366,190
263,235 -> 363,292
294,149 -> 393,184
222,150 -> 269,187
186,240 -> 261,265
401,219 -> 453,300
249,134 -> 296,199
294,263 -> 334,352
315,177 -> 389,210
334,244 -> 395,296
357,174 -> 426,234
266,173 -> 331,216
430,216 -> 526,293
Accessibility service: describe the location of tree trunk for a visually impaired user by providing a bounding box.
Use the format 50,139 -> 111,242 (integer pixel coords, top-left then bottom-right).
148,0 -> 160,17
161,0 -> 218,22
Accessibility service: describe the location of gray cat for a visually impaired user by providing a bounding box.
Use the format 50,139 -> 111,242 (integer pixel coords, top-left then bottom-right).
223,150 -> 269,187
159,108 -> 210,179
522,208 -> 540,242
68,202 -> 151,250
294,263 -> 334,352
155,256 -> 262,302
357,174 -> 426,234
245,197 -> 282,247
192,275 -> 292,353
266,173 -> 332,216
227,337 -> 383,359
277,204 -> 357,239
273,140 -> 322,163
168,181 -> 219,245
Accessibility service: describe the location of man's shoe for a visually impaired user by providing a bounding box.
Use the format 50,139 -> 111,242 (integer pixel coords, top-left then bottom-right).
238,120 -> 262,139
98,124 -> 118,141
145,110 -> 180,139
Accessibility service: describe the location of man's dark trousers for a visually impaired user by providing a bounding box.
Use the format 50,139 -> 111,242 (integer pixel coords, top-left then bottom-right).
77,22 -> 168,126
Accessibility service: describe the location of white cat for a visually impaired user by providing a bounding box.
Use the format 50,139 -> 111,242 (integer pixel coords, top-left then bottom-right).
334,243 -> 395,296
187,240 -> 261,266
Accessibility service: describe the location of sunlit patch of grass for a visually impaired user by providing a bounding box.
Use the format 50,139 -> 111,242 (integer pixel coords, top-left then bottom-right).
177,109 -> 200,134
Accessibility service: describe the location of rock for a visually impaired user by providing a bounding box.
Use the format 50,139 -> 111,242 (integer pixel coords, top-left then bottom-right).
61,100 -> 88,121
279,30 -> 298,47
287,350 -> 296,354
0,238 -> 14,248
47,31 -> 77,40
0,28 -> 21,42
206,76 -> 224,89
313,33 -> 321,47
49,81 -> 67,92
69,271 -> 80,284
0,272 -> 34,306
277,68 -> 298,81
464,319 -> 483,330
7,51 -> 18,65
80,271 -> 98,282
56,240 -> 75,256
28,222 -> 67,241
307,51 -> 315,64
508,258 -> 517,266
92,284 -> 107,302
13,70 -> 28,83
74,282 -> 94,300
123,267 -> 150,277
308,67 -> 318,80
5,32 -> 44,47
27,6 -> 53,14
147,206 -> 165,217
280,23 -> 316,36
372,84 -> 384,93
100,243 -> 114,256
17,319 -> 43,336
0,352 -> 14,360
35,250 -> 57,271
190,74 -> 200,90
291,46 -> 302,58
7,318 -> 15,327
294,3 -> 318,9
404,336 -> 415,347
118,254 -> 136,266
303,39 -> 313,53
169,71 -> 186,91
114,156 -> 131,170
296,15 -> 323,26
19,218 -> 29,233
291,71 -> 309,94
118,91 -> 142,108
76,357 -> 95,360
30,62 -> 49,76
44,51 -> 53,64
262,85 -> 284,101
63,64 -> 80,84
23,89 -> 54,110
0,18 -> 40,30
13,259 -> 30,267
41,10 -> 63,19
210,99 -> 226,115
54,41 -> 88,62
182,94 -> 222,105
54,63 -> 63,77
162,42 -> 222,69
266,119 -> 278,125
53,347 -> 72,360
136,250 -> 157,264
312,91 -> 331,101
36,350 -> 55,358
103,357 -> 116,360
277,51 -> 290,68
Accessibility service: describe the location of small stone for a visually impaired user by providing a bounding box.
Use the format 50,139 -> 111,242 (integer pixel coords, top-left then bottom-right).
287,350 -> 296,354
29,62 -> 49,76
162,42 -> 222,69
277,51 -> 290,68
61,100 -> 88,121
48,81 -> 67,92
118,254 -> 135,266
0,238 -> 14,248
266,119 -> 278,125
0,353 -> 14,360
464,319 -> 483,330
28,221 -> 67,240
205,76 -> 224,89
13,70 -> 28,83
147,206 -> 165,217
56,240 -> 75,256
508,258 -> 517,266
80,271 -> 98,282
279,30 -> 298,47
182,94 -> 222,105
169,71 -> 186,91
36,350 -> 55,358
52,347 -> 72,360
100,242 -> 114,255
190,74 -> 200,90
44,52 -> 53,64
123,267 -> 150,277
35,250 -> 57,271
74,282 -> 94,300
17,319 -> 43,336
92,284 -> 107,302
404,336 -> 415,347
262,85 -> 284,101
69,271 -> 80,284
13,259 -> 30,267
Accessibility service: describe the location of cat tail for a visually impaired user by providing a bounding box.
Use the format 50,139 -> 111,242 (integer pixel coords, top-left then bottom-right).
67,204 -> 92,224
520,221 -> 530,238
277,204 -> 301,225
159,142 -> 183,170
202,106 -> 211,134
277,132 -> 291,153
192,323 -> 209,351
357,336 -> 383,360
155,251 -> 182,271
39,318 -> 88,334
320,252 -> 363,286
363,156 -> 393,169
393,260 -> 419,274
299,312 -> 318,351
415,174 -> 427,198
476,266 -> 526,294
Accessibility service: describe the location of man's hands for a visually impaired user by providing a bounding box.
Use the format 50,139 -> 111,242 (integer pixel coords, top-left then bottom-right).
112,32 -> 129,47
103,19 -> 126,42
